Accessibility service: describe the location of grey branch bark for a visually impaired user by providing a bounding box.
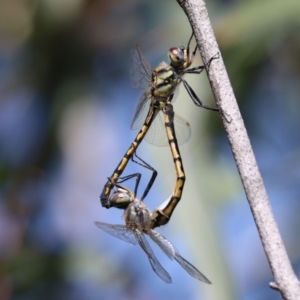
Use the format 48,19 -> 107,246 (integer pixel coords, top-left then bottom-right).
176,0 -> 300,299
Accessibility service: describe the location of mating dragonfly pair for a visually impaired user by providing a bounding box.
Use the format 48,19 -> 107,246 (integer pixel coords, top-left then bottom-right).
97,33 -> 219,284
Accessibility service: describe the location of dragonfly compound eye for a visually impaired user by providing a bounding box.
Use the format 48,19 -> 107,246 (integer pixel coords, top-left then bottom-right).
109,192 -> 131,209
169,47 -> 185,67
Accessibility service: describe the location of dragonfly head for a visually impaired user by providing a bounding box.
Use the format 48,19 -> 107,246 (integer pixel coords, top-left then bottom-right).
169,46 -> 192,70
108,189 -> 132,209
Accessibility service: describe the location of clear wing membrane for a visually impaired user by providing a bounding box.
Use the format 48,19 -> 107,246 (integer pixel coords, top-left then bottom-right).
150,230 -> 211,284
144,111 -> 166,146
148,230 -> 175,259
174,253 -> 212,284
173,113 -> 191,145
130,92 -> 152,130
95,222 -> 137,245
144,111 -> 191,147
134,231 -> 172,284
96,222 -> 211,283
130,45 -> 152,90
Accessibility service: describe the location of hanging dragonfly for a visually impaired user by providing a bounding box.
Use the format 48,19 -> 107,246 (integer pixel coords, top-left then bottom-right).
95,154 -> 211,284
100,33 -> 218,208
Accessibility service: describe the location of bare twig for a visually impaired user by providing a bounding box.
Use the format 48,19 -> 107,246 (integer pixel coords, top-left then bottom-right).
176,0 -> 300,299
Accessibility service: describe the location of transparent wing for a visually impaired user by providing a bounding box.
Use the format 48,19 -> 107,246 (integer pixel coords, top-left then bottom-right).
151,230 -> 211,284
148,230 -> 175,259
130,45 -> 152,89
144,110 -> 166,146
144,111 -> 191,147
173,112 -> 191,146
134,231 -> 172,283
130,91 -> 152,130
95,221 -> 137,245
174,253 -> 212,284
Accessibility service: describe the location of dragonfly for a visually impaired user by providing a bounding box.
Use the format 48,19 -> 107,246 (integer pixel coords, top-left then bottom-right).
100,33 -> 218,208
95,156 -> 211,284
130,32 -> 219,147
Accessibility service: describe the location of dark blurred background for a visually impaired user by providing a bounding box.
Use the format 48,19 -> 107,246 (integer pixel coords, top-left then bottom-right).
0,0 -> 300,299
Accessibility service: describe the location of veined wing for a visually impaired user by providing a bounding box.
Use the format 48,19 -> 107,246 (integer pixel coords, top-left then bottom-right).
173,112 -> 191,145
130,45 -> 152,89
130,91 -> 153,130
148,229 -> 175,259
144,109 -> 165,146
134,230 -> 172,283
95,221 -> 137,245
150,230 -> 211,284
144,111 -> 191,147
174,253 -> 212,284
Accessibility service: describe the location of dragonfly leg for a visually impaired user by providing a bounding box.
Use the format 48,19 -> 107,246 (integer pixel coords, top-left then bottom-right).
205,52 -> 220,70
187,31 -> 198,63
116,173 -> 142,198
131,153 -> 158,201
182,78 -> 219,111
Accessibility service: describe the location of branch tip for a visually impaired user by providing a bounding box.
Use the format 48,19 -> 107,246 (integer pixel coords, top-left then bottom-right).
269,282 -> 280,291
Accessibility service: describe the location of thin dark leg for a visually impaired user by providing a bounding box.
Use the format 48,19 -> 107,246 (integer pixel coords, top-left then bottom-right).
186,32 -> 194,55
185,66 -> 206,74
182,79 -> 219,111
182,51 -> 220,111
206,52 -> 220,70
185,52 -> 219,75
112,172 -> 142,198
131,153 -> 158,201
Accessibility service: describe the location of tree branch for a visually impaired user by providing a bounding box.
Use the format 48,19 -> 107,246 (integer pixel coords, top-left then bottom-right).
176,0 -> 300,299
